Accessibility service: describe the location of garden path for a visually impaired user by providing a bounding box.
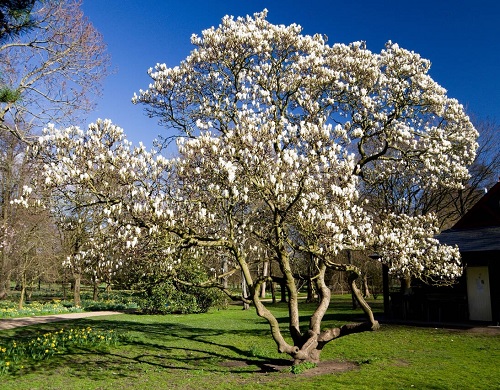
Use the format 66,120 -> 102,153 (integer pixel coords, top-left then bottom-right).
0,311 -> 123,330
2,312 -> 499,335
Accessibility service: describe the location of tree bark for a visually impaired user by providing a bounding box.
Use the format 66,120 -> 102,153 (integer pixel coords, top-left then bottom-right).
362,273 -> 372,299
286,261 -> 380,364
306,254 -> 316,303
221,257 -> 229,289
18,272 -> 26,309
93,278 -> 99,301
279,279 -> 287,303
73,273 -> 81,307
347,250 -> 357,309
260,260 -> 269,298
270,266 -> 276,304
241,270 -> 249,310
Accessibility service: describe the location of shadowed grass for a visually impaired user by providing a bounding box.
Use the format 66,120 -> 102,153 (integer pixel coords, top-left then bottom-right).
0,296 -> 498,389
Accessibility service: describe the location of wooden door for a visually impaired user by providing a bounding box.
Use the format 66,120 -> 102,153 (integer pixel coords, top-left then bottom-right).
467,266 -> 492,321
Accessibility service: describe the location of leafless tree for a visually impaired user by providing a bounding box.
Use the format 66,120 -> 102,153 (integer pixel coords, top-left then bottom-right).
0,130 -> 26,298
10,207 -> 60,308
444,118 -> 500,223
0,0 -> 110,141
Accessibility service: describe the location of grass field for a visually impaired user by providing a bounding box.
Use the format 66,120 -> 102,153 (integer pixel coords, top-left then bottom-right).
0,296 -> 499,389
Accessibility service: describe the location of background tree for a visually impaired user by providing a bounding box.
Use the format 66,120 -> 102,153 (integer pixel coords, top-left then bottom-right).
18,120 -> 224,310
0,0 -> 110,300
0,0 -> 110,141
58,213 -> 92,307
363,117 -> 500,231
443,118 -> 500,223
361,116 -> 499,293
0,130 -> 28,298
10,206 -> 60,308
0,128 -> 63,301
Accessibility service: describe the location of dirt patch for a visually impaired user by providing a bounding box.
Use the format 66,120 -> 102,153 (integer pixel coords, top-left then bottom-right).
220,359 -> 358,376
463,327 -> 500,336
219,360 -> 251,368
393,359 -> 410,367
445,326 -> 500,336
270,360 -> 358,377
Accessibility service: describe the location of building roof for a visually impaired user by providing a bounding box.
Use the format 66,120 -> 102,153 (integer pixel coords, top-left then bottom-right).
437,226 -> 500,252
437,181 -> 500,252
452,182 -> 500,229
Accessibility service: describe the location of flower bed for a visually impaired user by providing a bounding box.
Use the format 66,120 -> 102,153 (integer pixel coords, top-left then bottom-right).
0,326 -> 118,374
0,301 -> 83,318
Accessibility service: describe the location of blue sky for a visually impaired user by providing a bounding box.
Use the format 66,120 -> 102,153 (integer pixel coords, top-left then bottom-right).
81,0 -> 500,147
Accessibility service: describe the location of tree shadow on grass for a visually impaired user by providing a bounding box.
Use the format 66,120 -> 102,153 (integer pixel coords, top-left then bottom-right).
0,316 -> 293,381
0,301 -> 383,381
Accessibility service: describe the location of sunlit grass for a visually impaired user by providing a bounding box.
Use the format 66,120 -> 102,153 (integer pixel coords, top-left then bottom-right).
0,296 -> 498,389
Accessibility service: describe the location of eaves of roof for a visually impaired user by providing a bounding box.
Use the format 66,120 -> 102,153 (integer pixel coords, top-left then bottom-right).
437,226 -> 500,252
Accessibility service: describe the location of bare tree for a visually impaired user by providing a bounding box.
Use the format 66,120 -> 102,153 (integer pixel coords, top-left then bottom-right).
0,130 -> 27,298
445,118 -> 500,222
0,0 -> 36,43
0,0 -> 110,141
0,0 -> 110,299
0,129 -> 62,302
11,207 -> 60,308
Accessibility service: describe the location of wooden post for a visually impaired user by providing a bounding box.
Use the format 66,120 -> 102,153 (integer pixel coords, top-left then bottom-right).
382,264 -> 390,317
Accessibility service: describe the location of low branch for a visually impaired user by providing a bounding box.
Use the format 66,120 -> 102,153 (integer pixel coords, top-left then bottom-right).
250,279 -> 298,356
301,256 -> 380,349
172,274 -> 250,304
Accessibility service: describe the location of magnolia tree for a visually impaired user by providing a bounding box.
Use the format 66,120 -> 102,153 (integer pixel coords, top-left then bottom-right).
131,11 -> 477,362
16,120 -> 176,304
20,11 -> 477,365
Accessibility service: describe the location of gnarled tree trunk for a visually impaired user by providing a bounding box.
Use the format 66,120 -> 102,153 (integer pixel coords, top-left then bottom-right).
362,273 -> 372,299
73,273 -> 81,307
251,257 -> 379,365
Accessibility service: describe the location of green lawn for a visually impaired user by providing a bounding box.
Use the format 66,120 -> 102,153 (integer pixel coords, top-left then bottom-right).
0,297 -> 499,389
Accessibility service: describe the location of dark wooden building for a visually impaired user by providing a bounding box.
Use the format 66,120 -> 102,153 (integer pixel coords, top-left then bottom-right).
437,182 -> 500,324
386,182 -> 500,324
